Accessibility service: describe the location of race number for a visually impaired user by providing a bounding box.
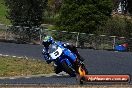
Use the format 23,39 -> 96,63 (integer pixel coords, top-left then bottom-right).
54,51 -> 59,56
50,47 -> 63,60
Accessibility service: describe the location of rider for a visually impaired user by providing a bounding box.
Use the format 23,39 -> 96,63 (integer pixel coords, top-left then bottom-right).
42,36 -> 54,64
42,35 -> 84,62
42,35 -> 85,73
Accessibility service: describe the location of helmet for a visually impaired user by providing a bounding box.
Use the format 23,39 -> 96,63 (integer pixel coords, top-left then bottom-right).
42,36 -> 53,47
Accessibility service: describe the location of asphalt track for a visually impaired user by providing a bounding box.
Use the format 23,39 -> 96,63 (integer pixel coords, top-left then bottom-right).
0,42 -> 132,85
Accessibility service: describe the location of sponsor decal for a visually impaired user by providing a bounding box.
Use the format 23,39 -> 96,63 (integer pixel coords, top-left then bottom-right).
84,75 -> 130,83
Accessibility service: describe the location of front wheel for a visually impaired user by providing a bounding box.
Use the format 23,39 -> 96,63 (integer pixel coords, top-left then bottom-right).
54,65 -> 62,74
62,61 -> 76,77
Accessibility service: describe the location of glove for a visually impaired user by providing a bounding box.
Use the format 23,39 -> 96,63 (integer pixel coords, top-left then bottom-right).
46,60 -> 52,64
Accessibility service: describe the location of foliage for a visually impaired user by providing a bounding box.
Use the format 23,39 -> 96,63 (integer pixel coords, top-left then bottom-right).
4,0 -> 47,27
43,0 -> 62,24
0,0 -> 10,24
47,0 -> 62,13
127,0 -> 132,14
4,0 -> 47,42
98,15 -> 132,38
55,0 -> 113,33
42,11 -> 59,24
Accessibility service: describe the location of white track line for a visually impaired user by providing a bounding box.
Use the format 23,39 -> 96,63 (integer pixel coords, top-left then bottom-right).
0,53 -> 26,59
0,72 -> 68,80
12,56 -> 17,58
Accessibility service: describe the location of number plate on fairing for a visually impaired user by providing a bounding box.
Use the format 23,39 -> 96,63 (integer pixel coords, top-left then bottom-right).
50,47 -> 62,60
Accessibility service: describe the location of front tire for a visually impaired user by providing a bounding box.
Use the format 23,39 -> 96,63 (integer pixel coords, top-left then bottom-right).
62,61 -> 76,77
54,65 -> 62,74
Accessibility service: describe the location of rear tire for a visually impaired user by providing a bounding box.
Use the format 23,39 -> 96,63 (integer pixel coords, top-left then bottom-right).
78,62 -> 88,75
79,76 -> 85,84
62,61 -> 76,77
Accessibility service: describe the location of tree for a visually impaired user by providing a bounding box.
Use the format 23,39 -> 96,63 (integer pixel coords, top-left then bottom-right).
47,0 -> 62,13
43,0 -> 62,24
127,0 -> 132,14
4,0 -> 47,43
55,0 -> 112,33
99,16 -> 132,37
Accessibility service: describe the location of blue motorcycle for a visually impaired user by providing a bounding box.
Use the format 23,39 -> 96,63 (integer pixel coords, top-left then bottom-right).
43,42 -> 88,77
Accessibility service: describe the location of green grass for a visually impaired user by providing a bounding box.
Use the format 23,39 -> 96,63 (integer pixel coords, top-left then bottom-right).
0,0 -> 10,24
0,56 -> 53,77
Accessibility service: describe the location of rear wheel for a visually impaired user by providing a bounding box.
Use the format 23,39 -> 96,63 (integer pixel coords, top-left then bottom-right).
75,61 -> 88,75
62,61 -> 76,77
82,65 -> 88,75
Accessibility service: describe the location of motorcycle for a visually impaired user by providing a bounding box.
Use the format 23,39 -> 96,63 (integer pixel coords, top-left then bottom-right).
44,42 -> 88,77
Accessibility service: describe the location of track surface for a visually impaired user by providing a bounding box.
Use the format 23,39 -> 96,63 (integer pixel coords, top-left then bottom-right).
0,42 -> 132,84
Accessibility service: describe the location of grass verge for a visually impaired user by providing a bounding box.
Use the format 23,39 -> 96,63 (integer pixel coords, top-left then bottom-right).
0,56 -> 53,77
0,0 -> 11,24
